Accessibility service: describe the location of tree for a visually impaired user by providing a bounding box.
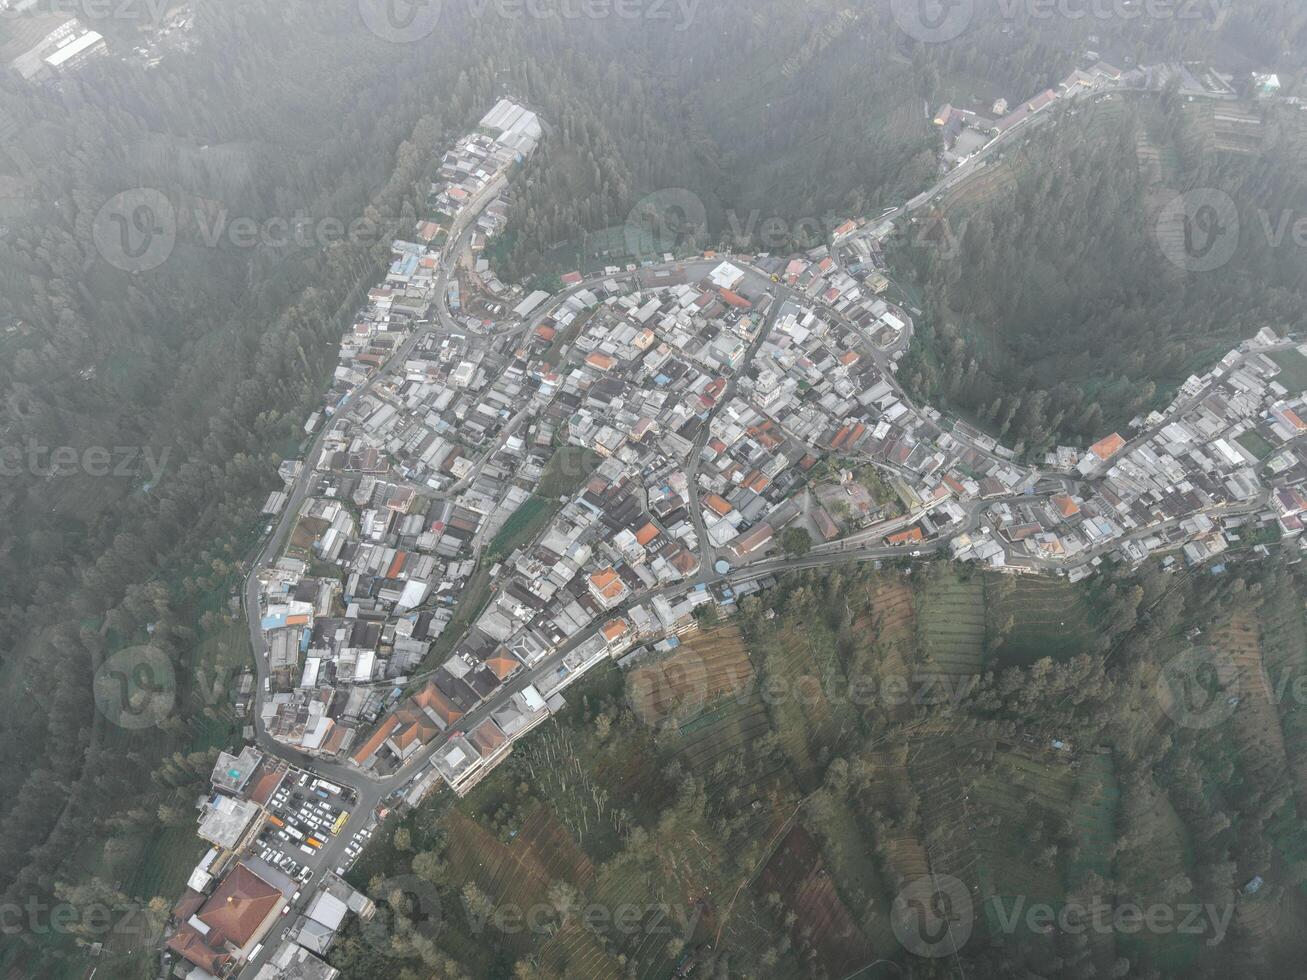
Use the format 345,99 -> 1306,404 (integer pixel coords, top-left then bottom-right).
781,527 -> 812,557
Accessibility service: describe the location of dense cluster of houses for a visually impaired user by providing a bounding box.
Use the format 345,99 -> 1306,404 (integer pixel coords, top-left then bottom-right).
245,82 -> 1307,821
251,104 -> 554,758
162,747 -> 372,979
953,329 -> 1307,577
423,98 -> 541,251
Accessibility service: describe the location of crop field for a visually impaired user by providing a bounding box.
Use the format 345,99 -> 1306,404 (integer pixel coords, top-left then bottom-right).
287,515 -> 329,556
754,825 -> 872,977
1115,788 -> 1199,973
627,623 -> 755,728
1216,614 -> 1289,793
916,570 -> 987,679
538,920 -> 625,979
1067,751 -> 1118,888
906,731 -> 990,894
804,793 -> 898,952
985,574 -> 1096,668
486,495 -> 557,560
972,746 -> 1077,931
1257,577 -> 1307,804
751,615 -> 851,787
852,576 -> 919,722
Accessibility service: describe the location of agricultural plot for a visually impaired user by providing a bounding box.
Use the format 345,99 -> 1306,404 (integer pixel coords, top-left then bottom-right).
287,515 -> 330,557
627,623 -> 755,728
851,577 -> 919,723
1215,614 -> 1290,795
916,570 -> 987,680
985,574 -> 1095,668
905,731 -> 991,895
1067,752 -> 1118,888
804,794 -> 898,952
754,616 -> 861,789
1257,579 -> 1307,806
1270,348 -> 1307,392
754,825 -> 873,978
538,920 -> 625,979
1115,789 -> 1200,974
971,747 -> 1077,936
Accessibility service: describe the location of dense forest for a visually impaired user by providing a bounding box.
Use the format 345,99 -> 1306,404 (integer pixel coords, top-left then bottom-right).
3,0 -> 1307,976
895,94 -> 1307,452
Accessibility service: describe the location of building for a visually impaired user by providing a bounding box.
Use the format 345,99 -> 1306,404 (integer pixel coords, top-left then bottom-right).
5,15 -> 106,81
588,567 -> 630,610
166,863 -> 287,974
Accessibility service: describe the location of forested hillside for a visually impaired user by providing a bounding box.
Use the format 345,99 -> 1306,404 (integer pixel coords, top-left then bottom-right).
895,95 -> 1307,452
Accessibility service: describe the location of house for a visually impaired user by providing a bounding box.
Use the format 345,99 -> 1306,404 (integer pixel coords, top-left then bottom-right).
588,567 -> 630,610
886,527 -> 925,547
166,863 -> 287,974
253,941 -> 340,980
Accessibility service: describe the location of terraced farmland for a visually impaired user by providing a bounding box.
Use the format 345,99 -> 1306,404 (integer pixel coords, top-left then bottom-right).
972,746 -> 1077,931
627,623 -> 755,728
1216,613 -> 1290,794
916,569 -> 987,679
985,573 -> 1096,668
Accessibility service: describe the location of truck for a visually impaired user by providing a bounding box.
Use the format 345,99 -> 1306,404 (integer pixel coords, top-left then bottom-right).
284,825 -> 304,842
311,779 -> 343,796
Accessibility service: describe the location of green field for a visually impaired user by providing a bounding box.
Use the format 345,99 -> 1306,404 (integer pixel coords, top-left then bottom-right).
1237,429 -> 1277,460
1271,348 -> 1307,392
985,574 -> 1097,668
487,495 -> 557,560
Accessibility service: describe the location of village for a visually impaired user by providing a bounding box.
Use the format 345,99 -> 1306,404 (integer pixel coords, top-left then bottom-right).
151,87 -> 1307,979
